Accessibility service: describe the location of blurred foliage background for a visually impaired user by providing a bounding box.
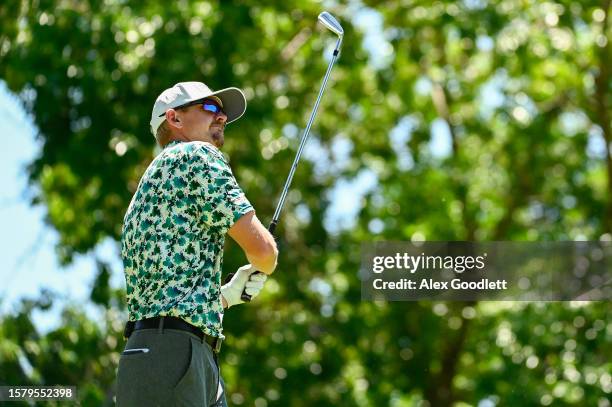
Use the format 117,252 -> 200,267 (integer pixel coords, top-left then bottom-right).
0,0 -> 611,405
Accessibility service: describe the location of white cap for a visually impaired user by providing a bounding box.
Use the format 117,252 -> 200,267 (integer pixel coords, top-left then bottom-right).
150,81 -> 247,136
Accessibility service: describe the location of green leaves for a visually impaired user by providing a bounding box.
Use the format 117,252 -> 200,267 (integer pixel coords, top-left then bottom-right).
1,0 -> 611,405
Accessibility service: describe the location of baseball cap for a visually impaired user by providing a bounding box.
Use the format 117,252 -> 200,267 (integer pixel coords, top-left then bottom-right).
150,81 -> 247,136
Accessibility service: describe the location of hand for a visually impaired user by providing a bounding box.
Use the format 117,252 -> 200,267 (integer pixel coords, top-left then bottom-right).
221,264 -> 267,308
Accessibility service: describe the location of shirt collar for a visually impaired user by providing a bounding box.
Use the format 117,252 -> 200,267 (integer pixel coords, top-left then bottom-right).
165,139 -> 220,152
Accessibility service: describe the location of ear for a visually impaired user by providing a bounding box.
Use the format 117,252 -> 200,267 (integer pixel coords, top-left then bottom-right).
165,109 -> 182,129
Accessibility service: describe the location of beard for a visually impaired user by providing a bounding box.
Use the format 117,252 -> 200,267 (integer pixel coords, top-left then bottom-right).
210,126 -> 225,148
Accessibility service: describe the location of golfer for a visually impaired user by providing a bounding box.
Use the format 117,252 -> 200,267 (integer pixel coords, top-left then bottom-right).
116,81 -> 278,406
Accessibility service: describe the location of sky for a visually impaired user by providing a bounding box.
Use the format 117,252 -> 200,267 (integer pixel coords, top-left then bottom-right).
0,80 -> 124,330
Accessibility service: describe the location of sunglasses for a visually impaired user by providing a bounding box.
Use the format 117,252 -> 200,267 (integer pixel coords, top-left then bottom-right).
159,99 -> 225,117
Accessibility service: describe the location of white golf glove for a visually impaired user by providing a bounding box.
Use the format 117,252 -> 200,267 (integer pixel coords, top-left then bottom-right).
221,264 -> 268,308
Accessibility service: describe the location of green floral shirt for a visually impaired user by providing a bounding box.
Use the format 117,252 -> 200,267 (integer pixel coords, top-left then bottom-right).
121,140 -> 253,337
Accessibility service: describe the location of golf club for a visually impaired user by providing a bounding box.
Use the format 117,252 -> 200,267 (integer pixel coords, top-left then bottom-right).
239,11 -> 344,302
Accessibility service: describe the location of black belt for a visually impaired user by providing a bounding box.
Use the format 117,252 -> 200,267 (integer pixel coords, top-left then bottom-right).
125,316 -> 222,353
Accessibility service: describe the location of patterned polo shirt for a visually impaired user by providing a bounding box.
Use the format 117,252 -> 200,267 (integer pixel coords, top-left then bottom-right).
121,140 -> 253,337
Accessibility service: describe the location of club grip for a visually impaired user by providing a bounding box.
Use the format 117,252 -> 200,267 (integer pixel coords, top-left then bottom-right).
240,271 -> 264,302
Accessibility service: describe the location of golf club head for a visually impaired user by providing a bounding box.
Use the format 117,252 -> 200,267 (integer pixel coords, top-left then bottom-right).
318,11 -> 344,37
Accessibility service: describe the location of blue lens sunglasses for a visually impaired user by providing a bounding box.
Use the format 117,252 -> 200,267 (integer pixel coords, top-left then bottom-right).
159,99 -> 225,117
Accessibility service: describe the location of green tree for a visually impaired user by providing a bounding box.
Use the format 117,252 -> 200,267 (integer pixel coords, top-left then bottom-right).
1,0 -> 610,405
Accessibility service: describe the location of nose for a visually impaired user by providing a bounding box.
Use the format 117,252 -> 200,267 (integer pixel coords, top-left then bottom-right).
215,111 -> 227,124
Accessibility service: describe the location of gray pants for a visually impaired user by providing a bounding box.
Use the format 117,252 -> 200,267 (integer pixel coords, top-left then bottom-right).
116,328 -> 227,407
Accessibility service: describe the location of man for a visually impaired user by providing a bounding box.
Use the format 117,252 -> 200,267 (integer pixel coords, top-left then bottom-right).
116,81 -> 278,406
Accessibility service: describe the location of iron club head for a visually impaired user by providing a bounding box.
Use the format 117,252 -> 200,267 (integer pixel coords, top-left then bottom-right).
318,11 -> 344,37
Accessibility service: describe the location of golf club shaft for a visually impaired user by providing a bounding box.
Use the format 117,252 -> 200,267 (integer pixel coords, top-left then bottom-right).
241,37 -> 342,302
269,41 -> 341,233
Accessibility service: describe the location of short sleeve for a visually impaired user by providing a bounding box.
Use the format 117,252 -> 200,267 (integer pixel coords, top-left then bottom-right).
194,145 -> 253,232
